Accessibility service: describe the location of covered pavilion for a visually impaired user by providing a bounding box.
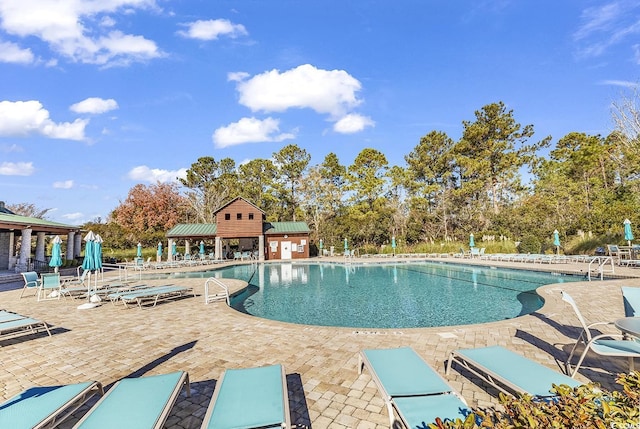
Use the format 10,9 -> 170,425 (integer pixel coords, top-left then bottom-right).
0,201 -> 81,273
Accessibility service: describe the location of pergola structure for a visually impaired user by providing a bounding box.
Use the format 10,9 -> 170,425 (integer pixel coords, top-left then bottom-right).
0,202 -> 81,272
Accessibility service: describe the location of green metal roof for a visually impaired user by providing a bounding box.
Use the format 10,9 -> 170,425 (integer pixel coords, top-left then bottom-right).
264,221 -> 311,234
167,221 -> 310,237
166,223 -> 217,237
0,212 -> 79,233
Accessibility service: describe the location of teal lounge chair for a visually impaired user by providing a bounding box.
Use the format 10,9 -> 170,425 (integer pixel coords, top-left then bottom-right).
358,347 -> 470,428
0,309 -> 26,323
622,286 -> 640,317
0,381 -> 103,429
201,364 -> 291,429
0,315 -> 51,339
446,345 -> 581,398
20,271 -> 40,299
73,371 -> 190,429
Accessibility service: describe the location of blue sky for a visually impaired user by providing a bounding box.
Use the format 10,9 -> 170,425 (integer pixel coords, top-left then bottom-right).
1,1 -> 639,225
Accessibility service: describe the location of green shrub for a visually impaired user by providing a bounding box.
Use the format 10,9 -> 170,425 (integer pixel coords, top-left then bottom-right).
517,236 -> 541,254
428,371 -> 640,429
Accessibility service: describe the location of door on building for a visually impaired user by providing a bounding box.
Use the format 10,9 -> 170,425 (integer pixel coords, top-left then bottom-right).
281,241 -> 292,259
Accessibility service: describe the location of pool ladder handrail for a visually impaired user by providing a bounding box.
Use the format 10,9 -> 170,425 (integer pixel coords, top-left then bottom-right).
204,277 -> 230,305
587,256 -> 614,281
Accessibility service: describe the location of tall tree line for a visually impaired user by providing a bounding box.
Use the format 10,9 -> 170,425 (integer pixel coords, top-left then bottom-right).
106,100 -> 640,250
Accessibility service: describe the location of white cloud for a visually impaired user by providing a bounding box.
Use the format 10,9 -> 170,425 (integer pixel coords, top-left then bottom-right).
333,113 -> 375,134
600,79 -> 639,88
127,165 -> 188,183
0,100 -> 88,141
212,117 -> 295,148
177,19 -> 248,40
53,180 -> 74,189
573,2 -> 640,59
0,0 -> 162,66
233,64 -> 363,118
0,161 -> 34,175
62,212 -> 84,222
0,40 -> 34,64
70,97 -> 119,114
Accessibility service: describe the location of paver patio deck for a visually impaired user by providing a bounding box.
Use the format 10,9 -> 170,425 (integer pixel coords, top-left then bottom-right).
1,256 -> 639,428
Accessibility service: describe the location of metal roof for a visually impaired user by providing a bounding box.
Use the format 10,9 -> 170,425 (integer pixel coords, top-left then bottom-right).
0,212 -> 79,234
166,221 -> 310,237
264,222 -> 311,234
166,223 -> 217,237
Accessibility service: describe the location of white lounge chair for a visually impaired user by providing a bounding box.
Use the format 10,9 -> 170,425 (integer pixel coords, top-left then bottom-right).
562,291 -> 640,376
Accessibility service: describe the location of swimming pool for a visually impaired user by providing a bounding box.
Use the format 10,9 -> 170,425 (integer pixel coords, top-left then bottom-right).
198,261 -> 582,329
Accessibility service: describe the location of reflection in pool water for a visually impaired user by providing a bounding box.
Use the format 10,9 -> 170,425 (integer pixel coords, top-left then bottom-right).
211,262 -> 581,329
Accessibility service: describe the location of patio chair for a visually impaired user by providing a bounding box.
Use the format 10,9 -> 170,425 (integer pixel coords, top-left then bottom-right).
446,345 -> 581,398
20,271 -> 40,298
561,291 -> 640,376
358,347 -> 470,428
38,272 -> 64,301
0,381 -> 103,429
622,286 -> 640,317
72,371 -> 190,429
201,364 -> 290,429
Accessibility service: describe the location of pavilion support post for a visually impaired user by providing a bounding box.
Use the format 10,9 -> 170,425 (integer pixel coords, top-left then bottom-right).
74,232 -> 82,258
67,231 -> 75,263
17,227 -> 32,272
35,232 -> 46,263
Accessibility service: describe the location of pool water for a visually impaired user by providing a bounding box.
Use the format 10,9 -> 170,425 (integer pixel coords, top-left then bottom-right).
205,261 -> 581,329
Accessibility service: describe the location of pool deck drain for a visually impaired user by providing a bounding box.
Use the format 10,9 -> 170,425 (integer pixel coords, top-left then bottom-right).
1,256 -> 640,428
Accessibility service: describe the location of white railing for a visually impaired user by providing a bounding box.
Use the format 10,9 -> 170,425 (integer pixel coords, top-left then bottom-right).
587,256 -> 615,280
204,277 -> 230,305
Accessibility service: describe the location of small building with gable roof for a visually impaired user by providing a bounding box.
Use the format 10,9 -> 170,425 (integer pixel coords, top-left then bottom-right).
166,196 -> 310,261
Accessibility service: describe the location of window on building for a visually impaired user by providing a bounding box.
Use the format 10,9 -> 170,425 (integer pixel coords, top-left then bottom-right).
249,213 -> 254,220
225,213 -> 230,221
237,213 -> 242,220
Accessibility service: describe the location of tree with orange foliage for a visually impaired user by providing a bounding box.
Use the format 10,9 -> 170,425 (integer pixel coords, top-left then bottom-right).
110,183 -> 189,238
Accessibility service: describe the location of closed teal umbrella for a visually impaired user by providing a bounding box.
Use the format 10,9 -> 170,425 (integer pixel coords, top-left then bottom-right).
199,241 -> 205,255
344,238 -> 348,251
157,242 -> 163,261
49,235 -> 63,273
136,242 -> 142,258
94,234 -> 103,270
172,242 -> 177,256
391,236 -> 396,256
553,230 -> 560,255
319,239 -> 323,257
469,234 -> 475,248
624,219 -> 634,246
82,231 -> 97,272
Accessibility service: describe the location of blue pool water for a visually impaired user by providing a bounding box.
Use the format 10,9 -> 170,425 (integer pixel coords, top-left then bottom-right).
196,261 -> 582,329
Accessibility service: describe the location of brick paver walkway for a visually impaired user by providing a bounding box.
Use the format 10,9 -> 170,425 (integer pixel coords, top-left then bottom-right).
1,257 -> 639,428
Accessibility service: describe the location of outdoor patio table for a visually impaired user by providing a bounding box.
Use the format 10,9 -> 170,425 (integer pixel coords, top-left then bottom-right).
615,317 -> 640,338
